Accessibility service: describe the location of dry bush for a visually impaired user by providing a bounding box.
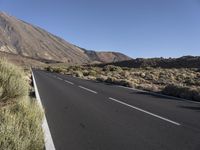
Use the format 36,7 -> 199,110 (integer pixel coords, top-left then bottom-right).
73,71 -> 83,78
0,98 -> 44,150
0,59 -> 44,149
162,84 -> 200,101
84,76 -> 97,80
45,66 -> 66,74
120,71 -> 130,78
70,65 -> 83,71
103,65 -> 122,72
104,77 -> 134,87
0,59 -> 29,103
88,70 -> 97,76
45,66 -> 54,72
82,70 -> 89,76
137,84 -> 160,92
45,64 -> 200,101
96,75 -> 108,82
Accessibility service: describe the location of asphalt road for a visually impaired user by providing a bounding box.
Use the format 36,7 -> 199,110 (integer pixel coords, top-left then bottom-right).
33,69 -> 200,150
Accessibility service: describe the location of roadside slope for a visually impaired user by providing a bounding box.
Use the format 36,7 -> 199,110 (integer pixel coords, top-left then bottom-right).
0,59 -> 44,150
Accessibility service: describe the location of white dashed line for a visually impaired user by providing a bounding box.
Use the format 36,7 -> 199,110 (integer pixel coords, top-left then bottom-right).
64,80 -> 74,85
78,86 -> 97,94
57,77 -> 63,80
108,97 -> 181,126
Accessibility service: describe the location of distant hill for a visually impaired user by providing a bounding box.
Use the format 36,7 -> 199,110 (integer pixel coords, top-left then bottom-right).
80,48 -> 131,63
0,12 -> 131,65
95,56 -> 200,68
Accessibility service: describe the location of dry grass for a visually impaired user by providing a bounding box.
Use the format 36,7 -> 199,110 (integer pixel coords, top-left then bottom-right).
0,98 -> 44,150
0,59 -> 29,103
0,59 -> 44,150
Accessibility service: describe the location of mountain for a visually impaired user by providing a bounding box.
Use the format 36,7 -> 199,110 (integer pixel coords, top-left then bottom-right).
79,47 -> 131,63
0,12 -> 131,65
95,56 -> 200,68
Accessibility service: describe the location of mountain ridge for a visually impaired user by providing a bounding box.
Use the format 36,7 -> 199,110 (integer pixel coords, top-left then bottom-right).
95,56 -> 200,68
0,12 -> 131,65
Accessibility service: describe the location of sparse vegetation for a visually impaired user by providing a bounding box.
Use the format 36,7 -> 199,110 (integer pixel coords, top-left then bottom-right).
0,59 -> 29,103
73,71 -> 84,78
162,85 -> 200,101
0,98 -> 44,150
45,66 -> 66,73
0,59 -> 44,150
96,56 -> 200,68
45,64 -> 200,102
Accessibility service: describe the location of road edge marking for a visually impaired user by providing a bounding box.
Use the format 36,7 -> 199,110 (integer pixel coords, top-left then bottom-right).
78,85 -> 97,94
32,71 -> 56,150
108,97 -> 181,126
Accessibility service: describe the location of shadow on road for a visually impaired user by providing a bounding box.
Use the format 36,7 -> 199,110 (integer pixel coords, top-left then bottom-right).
131,91 -> 184,101
178,106 -> 200,112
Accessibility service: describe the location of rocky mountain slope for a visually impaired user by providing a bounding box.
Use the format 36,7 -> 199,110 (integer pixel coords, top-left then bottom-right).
80,48 -> 131,63
0,12 -> 131,65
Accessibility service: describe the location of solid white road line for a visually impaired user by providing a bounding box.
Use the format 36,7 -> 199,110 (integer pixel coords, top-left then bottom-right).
32,71 -> 56,150
108,97 -> 181,126
64,80 -> 74,85
78,86 -> 97,94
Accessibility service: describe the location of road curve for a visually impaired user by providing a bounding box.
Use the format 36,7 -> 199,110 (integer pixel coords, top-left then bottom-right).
33,69 -> 200,150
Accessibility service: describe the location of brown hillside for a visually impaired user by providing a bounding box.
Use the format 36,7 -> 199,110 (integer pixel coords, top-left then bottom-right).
0,12 -> 131,65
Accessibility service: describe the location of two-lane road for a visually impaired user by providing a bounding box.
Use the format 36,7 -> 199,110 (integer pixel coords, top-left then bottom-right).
33,69 -> 200,150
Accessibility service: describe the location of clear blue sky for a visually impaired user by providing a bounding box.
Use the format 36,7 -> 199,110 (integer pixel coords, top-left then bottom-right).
0,0 -> 200,58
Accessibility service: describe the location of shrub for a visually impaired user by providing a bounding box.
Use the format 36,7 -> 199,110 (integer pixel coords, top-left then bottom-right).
137,84 -> 160,92
144,73 -> 155,81
103,65 -> 122,72
74,71 -> 83,78
53,67 -> 65,73
104,77 -> 134,87
44,64 -> 200,102
71,66 -> 82,71
162,84 -> 200,101
0,98 -> 44,150
85,76 -> 97,80
117,79 -> 135,87
45,66 -> 66,74
105,77 -> 117,84
0,59 -> 29,103
82,70 -> 89,76
0,59 -> 44,149
45,66 -> 53,72
184,78 -> 200,86
88,70 -> 97,76
144,67 -> 154,70
96,75 -> 108,82
120,71 -> 130,78
140,72 -> 146,78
